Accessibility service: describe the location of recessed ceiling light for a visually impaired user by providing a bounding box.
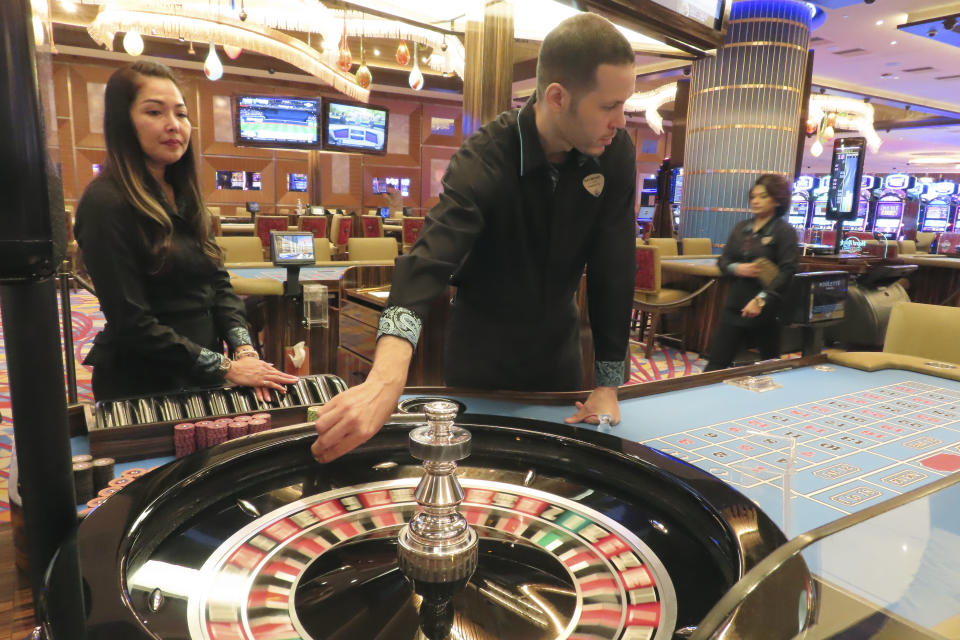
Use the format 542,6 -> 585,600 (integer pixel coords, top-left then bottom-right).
876,19 -> 884,25
890,40 -> 898,45
373,48 -> 380,56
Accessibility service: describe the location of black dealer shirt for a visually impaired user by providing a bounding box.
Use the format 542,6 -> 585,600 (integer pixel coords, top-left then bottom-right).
75,175 -> 251,399
378,95 -> 637,391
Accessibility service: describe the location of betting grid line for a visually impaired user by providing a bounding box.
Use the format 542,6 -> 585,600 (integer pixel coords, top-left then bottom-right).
642,380 -> 960,516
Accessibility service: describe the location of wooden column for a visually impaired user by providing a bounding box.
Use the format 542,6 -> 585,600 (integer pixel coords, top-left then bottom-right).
462,0 -> 514,136
308,150 -> 323,206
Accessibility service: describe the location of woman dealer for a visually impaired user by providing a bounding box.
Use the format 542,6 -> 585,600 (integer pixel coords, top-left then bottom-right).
704,174 -> 800,371
76,61 -> 297,401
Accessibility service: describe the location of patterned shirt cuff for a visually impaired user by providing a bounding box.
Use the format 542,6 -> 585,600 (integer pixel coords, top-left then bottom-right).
197,348 -> 226,376
595,360 -> 626,387
377,305 -> 423,349
226,326 -> 253,349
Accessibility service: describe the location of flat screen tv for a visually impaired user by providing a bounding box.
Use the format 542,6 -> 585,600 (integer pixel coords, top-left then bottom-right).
323,100 -> 388,154
234,95 -> 321,149
288,173 -> 308,192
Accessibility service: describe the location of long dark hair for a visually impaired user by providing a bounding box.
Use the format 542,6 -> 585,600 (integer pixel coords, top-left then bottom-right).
753,174 -> 792,217
100,61 -> 219,266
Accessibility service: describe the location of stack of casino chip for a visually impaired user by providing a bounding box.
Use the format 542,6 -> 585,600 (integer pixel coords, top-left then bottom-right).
307,405 -> 323,423
174,422 -> 196,458
92,457 -> 115,492
194,420 -> 213,448
228,420 -> 249,440
207,423 -> 228,446
73,461 -> 95,504
72,454 -> 93,465
247,414 -> 271,434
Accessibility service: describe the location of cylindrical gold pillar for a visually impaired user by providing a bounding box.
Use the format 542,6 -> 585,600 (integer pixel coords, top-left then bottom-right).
682,0 -> 812,241
462,0 -> 514,136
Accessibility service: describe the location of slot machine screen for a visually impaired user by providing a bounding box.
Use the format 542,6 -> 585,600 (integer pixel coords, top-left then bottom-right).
788,200 -> 809,227
670,169 -> 683,204
827,137 -> 866,220
924,204 -> 950,231
842,199 -> 869,229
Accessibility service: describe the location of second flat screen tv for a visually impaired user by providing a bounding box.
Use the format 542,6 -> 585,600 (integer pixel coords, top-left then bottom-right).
323,101 -> 388,154
234,95 -> 321,149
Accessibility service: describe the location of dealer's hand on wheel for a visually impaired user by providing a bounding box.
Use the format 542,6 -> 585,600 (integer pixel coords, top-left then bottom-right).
311,336 -> 413,463
565,386 -> 621,426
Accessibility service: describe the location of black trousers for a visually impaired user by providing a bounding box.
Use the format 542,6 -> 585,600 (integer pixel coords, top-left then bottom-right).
704,312 -> 781,372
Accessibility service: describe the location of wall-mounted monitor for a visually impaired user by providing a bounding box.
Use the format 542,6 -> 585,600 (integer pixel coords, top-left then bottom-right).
245,172 -> 262,191
372,176 -> 410,197
323,100 -> 388,154
234,95 -> 321,149
288,173 -> 308,192
216,170 -> 246,190
826,137 -> 866,221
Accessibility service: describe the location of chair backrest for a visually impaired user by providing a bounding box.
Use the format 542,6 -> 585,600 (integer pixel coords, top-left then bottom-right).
360,215 -> 384,238
635,245 -> 661,295
298,215 -> 329,238
935,231 -> 960,255
254,215 -> 288,248
681,237 -> 711,255
207,206 -> 221,217
820,230 -> 837,246
402,217 -> 426,251
647,237 -> 678,257
209,214 -> 221,236
845,231 -> 874,242
898,239 -> 918,255
215,235 -> 263,263
329,214 -> 353,248
313,238 -> 332,261
884,302 -> 960,363
915,231 -> 937,253
347,237 -> 399,261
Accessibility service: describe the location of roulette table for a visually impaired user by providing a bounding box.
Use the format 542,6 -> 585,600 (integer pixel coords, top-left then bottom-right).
43,397 -> 803,640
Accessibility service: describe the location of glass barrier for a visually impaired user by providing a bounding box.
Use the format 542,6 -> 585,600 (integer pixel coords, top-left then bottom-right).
691,472 -> 960,640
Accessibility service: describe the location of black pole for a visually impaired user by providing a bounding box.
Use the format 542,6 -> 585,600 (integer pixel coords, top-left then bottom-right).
0,0 -> 85,628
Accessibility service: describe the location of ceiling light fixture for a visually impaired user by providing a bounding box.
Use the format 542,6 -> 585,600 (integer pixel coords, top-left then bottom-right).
624,82 -> 678,135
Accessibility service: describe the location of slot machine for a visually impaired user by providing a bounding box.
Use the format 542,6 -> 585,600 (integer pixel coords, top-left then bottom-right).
842,174 -> 875,232
670,166 -> 683,233
789,175 -> 814,233
808,175 -> 833,231
919,181 -> 957,233
870,173 -> 916,239
636,176 -> 657,237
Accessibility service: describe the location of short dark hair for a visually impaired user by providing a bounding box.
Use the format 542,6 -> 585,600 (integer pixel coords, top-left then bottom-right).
536,13 -> 635,103
752,174 -> 792,217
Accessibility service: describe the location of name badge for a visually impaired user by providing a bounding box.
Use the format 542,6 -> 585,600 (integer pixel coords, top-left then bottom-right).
583,173 -> 605,197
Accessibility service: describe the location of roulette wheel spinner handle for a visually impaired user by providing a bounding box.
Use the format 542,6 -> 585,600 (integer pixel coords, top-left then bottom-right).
397,401 -> 479,584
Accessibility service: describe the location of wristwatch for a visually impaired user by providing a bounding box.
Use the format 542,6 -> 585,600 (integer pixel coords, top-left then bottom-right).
755,292 -> 767,308
218,356 -> 233,376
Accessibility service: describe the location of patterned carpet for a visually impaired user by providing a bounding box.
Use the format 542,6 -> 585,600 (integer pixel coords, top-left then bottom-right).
0,289 -> 705,522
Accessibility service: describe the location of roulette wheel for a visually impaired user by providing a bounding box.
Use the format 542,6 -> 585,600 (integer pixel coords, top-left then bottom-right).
43,397 -> 800,639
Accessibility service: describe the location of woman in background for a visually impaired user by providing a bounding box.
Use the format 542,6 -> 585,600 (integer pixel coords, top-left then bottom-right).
704,174 -> 799,371
76,61 -> 297,401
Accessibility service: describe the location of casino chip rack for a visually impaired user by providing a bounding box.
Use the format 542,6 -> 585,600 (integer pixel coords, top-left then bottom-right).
87,374 -> 346,460
44,396 -> 811,639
